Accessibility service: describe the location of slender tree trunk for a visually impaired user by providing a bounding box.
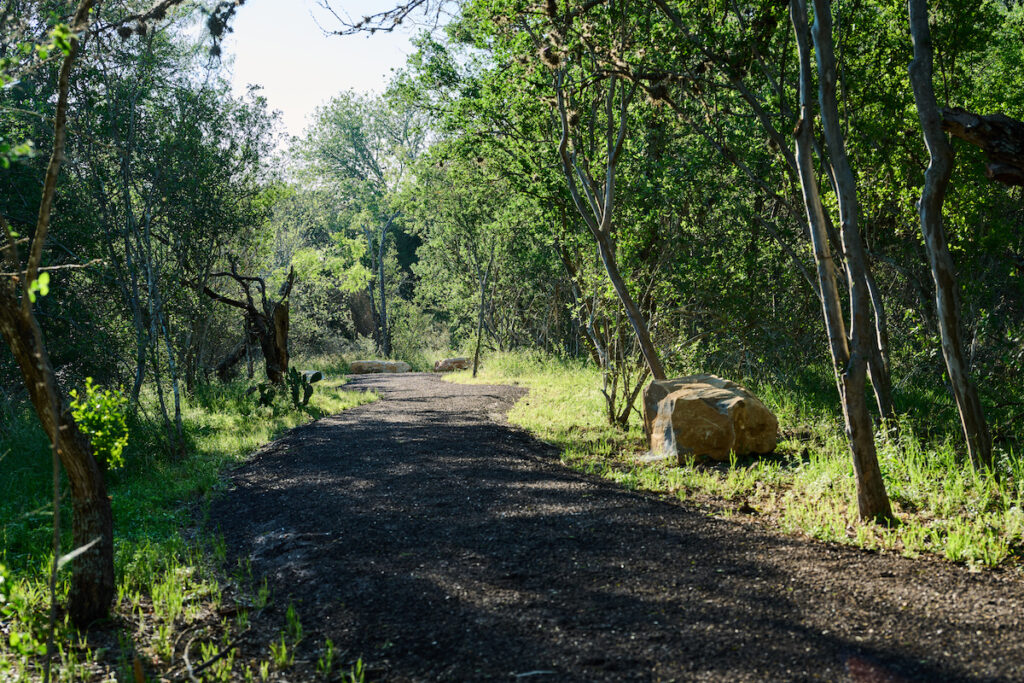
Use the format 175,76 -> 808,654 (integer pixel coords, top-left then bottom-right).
364,226 -> 385,355
594,232 -> 666,380
865,268 -> 896,421
907,0 -> 992,468
792,0 -> 893,523
156,306 -> 184,453
366,278 -> 381,353
378,223 -> 390,357
473,247 -> 496,378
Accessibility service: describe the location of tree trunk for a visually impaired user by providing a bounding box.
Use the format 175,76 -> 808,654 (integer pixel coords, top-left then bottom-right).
473,247 -> 496,378
378,229 -> 390,358
0,292 -> 114,626
258,302 -> 290,383
864,268 -> 896,421
907,0 -> 993,468
554,70 -> 667,381
0,0 -> 114,627
791,0 -> 893,523
595,232 -> 667,381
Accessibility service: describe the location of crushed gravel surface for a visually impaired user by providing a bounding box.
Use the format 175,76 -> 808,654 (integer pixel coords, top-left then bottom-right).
209,373 -> 1024,682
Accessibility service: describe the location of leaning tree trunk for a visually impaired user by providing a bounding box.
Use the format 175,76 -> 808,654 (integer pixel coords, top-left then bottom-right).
0,292 -> 114,625
0,0 -> 115,626
791,0 -> 893,523
595,232 -> 666,380
907,0 -> 992,469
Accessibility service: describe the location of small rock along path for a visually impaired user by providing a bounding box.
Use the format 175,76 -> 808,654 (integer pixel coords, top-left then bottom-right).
208,373 -> 1024,682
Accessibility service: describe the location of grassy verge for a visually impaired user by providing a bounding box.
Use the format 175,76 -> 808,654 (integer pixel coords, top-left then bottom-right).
1,364 -> 376,681
449,350 -> 1024,569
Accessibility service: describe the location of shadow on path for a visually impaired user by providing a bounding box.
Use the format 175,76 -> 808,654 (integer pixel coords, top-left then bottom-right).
209,373 -> 1024,682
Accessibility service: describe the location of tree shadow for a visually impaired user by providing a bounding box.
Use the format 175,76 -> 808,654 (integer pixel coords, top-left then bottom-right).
205,374 -> 1019,682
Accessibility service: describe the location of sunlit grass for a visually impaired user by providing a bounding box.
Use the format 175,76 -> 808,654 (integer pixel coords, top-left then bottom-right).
0,367 -> 376,679
451,349 -> 1024,570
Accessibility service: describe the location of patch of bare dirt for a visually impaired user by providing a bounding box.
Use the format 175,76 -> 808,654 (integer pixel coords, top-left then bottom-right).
208,373 -> 1024,681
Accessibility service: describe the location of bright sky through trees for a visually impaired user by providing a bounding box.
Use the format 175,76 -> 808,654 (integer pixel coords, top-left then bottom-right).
221,0 -> 420,139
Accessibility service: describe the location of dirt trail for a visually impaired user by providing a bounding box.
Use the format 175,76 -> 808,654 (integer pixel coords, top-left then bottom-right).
209,373 -> 1024,682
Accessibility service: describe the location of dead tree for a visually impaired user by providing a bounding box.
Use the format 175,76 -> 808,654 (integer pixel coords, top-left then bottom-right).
199,263 -> 295,384
942,107 -> 1024,187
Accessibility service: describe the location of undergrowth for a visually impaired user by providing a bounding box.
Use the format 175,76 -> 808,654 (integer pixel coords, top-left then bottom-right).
0,361 -> 376,680
449,350 -> 1024,570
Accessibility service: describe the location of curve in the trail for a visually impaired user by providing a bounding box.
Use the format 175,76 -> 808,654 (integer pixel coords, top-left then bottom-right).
209,373 -> 1024,682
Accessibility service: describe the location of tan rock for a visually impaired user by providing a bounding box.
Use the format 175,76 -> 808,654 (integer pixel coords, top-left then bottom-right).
434,357 -> 470,372
643,374 -> 778,462
348,360 -> 412,374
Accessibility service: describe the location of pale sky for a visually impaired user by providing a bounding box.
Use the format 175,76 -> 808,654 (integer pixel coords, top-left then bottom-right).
219,0 -> 423,140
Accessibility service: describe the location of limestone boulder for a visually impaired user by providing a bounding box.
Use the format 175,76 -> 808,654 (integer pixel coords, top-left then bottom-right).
434,357 -> 470,372
348,360 -> 412,374
643,374 -> 777,462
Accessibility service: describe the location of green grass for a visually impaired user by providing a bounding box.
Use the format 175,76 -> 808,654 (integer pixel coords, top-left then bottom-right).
0,365 -> 376,680
450,350 -> 1024,570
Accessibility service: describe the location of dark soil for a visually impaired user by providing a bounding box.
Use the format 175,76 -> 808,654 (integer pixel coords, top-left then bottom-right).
209,373 -> 1024,682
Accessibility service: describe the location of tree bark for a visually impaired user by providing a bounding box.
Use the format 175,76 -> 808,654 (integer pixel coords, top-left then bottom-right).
791,0 -> 893,523
378,222 -> 391,357
908,0 -> 993,468
864,268 -> 896,421
265,301 -> 290,383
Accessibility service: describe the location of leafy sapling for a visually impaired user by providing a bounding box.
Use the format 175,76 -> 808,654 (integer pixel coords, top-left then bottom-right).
69,378 -> 129,470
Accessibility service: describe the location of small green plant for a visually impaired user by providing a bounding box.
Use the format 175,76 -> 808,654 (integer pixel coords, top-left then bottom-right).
69,377 -> 129,469
285,603 -> 303,643
0,562 -> 8,605
253,578 -> 269,610
286,368 -> 321,408
344,657 -> 366,683
317,638 -> 335,677
270,633 -> 293,668
254,383 -> 277,408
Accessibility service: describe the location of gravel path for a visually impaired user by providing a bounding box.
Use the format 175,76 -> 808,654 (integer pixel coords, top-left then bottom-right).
209,373 -> 1024,682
